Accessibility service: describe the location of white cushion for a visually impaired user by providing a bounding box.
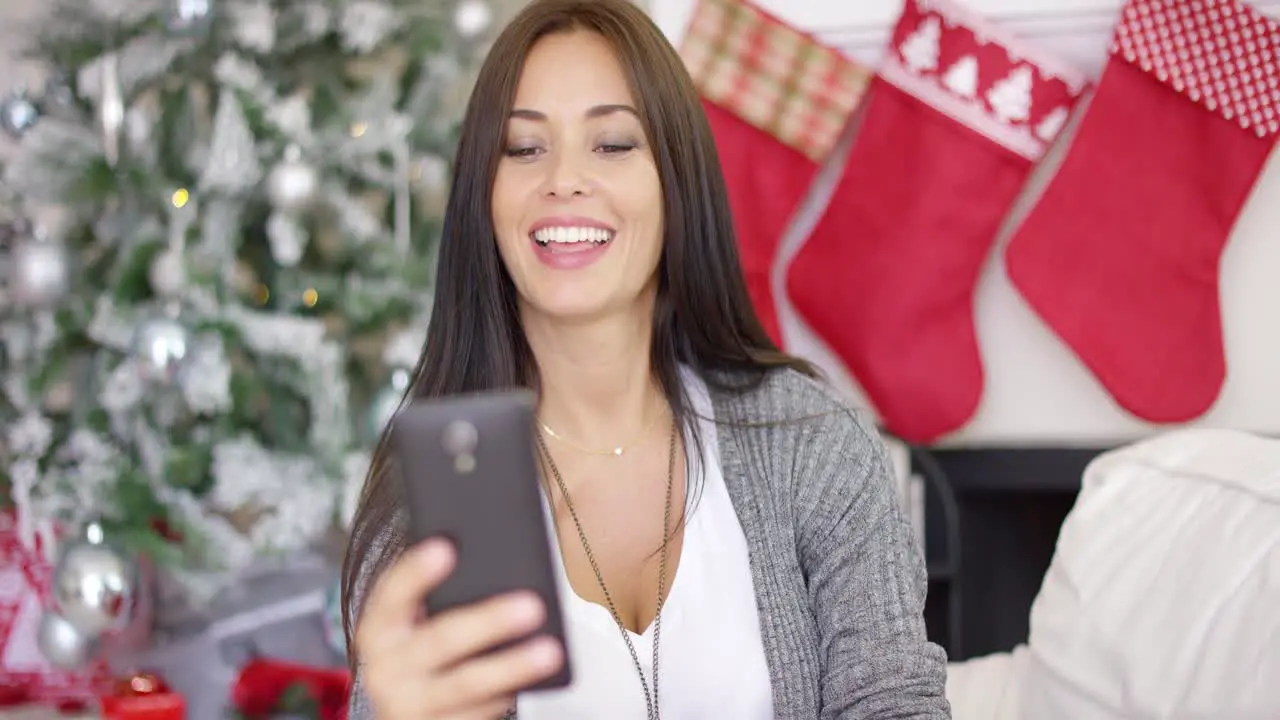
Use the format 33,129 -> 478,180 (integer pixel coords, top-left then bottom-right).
1020,429 -> 1280,719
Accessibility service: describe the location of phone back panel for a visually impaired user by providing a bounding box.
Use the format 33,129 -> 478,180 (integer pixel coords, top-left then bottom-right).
390,390 -> 571,690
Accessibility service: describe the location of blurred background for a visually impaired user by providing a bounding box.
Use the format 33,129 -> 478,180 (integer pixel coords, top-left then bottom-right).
0,0 -> 1276,717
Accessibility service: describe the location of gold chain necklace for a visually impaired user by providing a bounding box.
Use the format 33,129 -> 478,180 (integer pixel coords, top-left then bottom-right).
537,411 -> 660,456
536,423 -> 675,720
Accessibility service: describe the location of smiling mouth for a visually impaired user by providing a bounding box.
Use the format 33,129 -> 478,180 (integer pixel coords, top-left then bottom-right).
531,226 -> 615,248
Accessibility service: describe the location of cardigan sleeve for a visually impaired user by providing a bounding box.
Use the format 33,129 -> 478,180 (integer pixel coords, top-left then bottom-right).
345,526 -> 385,720
796,406 -> 952,719
348,668 -> 373,720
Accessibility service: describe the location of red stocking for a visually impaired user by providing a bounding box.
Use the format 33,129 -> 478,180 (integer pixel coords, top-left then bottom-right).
679,0 -> 869,345
1005,0 -> 1280,423
785,0 -> 1087,443
701,101 -> 816,346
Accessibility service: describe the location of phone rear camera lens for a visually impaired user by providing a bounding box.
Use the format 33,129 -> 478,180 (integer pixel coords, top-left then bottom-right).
443,420 -> 479,456
454,453 -> 477,474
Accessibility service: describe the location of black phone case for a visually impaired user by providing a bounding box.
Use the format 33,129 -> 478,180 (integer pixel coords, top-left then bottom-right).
390,390 -> 572,691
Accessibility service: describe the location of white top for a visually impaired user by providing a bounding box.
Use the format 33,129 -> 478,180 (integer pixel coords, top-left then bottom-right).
1020,428 -> 1280,720
947,429 -> 1280,720
518,371 -> 774,719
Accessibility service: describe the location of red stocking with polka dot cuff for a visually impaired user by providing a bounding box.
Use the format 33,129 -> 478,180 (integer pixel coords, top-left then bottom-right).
785,0 -> 1086,443
680,0 -> 869,345
1005,0 -> 1280,423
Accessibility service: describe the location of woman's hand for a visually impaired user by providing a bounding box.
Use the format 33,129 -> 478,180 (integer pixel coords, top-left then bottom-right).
354,539 -> 565,720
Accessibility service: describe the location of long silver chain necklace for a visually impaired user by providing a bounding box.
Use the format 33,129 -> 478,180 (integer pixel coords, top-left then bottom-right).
536,423 -> 676,720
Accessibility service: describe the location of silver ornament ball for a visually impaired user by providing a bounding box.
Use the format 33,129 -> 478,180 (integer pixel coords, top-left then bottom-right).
454,0 -> 493,39
267,146 -> 320,215
148,248 -> 187,298
52,540 -> 136,636
10,239 -> 70,307
36,610 -> 97,670
266,212 -> 307,267
0,91 -> 40,138
166,0 -> 214,36
132,315 -> 191,385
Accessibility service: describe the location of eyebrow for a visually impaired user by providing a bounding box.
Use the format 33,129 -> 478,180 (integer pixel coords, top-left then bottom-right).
509,104 -> 639,121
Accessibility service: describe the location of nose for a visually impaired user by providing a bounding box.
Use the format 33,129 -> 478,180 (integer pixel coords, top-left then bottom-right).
542,146 -> 590,199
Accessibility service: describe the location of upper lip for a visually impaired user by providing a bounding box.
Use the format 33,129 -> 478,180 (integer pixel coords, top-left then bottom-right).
529,216 -> 616,234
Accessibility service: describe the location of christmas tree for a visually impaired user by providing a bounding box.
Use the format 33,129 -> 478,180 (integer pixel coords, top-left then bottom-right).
0,0 -> 492,603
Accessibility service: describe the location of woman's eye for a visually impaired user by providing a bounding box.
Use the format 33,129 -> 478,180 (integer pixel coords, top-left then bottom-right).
596,143 -> 636,155
504,146 -> 542,159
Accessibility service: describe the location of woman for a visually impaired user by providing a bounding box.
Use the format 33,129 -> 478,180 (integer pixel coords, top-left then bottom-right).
342,0 -> 950,718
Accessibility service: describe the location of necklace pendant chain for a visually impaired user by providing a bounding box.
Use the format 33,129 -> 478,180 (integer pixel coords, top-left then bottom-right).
537,411 -> 661,457
536,422 -> 676,720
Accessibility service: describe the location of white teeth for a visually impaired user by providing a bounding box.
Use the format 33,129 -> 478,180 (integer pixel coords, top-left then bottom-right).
532,226 -> 614,246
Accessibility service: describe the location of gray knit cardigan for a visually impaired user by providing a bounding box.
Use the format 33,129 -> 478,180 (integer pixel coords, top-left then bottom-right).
347,368 -> 952,719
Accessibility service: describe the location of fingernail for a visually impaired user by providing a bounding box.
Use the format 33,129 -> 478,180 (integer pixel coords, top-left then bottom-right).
528,637 -> 562,669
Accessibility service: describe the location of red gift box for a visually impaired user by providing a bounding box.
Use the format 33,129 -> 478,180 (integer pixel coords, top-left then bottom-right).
0,512 -> 111,705
99,674 -> 184,720
233,660 -> 350,720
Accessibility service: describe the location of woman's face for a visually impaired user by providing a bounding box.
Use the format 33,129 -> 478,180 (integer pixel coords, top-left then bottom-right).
492,29 -> 664,324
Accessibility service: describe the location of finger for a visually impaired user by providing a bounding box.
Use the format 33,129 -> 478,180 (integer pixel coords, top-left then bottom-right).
364,673 -> 510,720
419,590 -> 547,671
359,588 -> 546,705
355,539 -> 455,658
429,636 -> 563,715
367,672 -> 512,720
360,591 -> 545,712
435,697 -> 514,720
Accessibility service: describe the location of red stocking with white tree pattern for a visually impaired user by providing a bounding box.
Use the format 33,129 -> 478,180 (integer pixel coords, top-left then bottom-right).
786,0 -> 1086,443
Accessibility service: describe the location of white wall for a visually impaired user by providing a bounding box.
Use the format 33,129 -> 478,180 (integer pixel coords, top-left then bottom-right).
654,0 -> 1280,447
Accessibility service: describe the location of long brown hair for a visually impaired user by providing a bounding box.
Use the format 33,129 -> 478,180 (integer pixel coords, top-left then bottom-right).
341,0 -> 816,663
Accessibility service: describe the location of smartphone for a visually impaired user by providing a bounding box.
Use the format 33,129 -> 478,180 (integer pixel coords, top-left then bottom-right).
390,390 -> 572,691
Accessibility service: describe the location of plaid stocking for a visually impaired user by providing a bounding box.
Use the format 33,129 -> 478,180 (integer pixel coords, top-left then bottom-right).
680,0 -> 868,345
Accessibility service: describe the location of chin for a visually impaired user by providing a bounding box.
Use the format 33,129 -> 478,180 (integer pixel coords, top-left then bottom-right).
521,283 -> 635,325
529,297 -> 614,324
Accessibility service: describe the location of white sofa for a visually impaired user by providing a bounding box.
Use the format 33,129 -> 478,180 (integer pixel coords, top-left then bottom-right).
945,428 -> 1280,720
